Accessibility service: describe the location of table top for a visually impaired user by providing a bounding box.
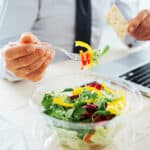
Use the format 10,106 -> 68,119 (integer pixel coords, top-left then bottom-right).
0,48 -> 150,150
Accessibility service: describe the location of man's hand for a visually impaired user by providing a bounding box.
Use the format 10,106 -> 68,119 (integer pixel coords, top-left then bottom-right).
128,10 -> 150,41
4,33 -> 55,81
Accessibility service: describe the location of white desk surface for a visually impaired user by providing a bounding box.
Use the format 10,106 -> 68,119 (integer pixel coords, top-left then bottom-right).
0,49 -> 150,150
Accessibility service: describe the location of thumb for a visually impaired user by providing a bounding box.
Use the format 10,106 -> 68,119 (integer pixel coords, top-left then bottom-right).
19,32 -> 39,44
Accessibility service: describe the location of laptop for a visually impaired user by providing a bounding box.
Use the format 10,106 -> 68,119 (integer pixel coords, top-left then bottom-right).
92,47 -> 150,97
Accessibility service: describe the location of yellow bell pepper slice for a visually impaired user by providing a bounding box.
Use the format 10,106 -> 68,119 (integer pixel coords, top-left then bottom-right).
53,96 -> 73,108
75,41 -> 93,52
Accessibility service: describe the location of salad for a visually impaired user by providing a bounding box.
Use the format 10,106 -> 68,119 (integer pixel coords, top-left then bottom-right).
41,81 -> 127,150
75,41 -> 110,69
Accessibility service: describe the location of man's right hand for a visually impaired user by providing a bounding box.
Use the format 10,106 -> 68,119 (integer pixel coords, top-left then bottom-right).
3,33 -> 55,81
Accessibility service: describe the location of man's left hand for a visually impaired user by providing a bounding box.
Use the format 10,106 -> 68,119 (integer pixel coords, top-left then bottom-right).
128,9 -> 150,41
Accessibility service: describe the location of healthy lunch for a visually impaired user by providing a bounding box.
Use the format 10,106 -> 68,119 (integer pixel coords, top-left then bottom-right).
41,81 -> 127,150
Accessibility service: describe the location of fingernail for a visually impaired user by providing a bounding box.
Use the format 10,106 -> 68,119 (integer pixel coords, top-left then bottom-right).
129,27 -> 135,33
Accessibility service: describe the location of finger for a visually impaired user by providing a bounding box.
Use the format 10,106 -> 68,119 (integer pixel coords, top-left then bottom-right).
135,32 -> 150,41
4,44 -> 35,60
14,54 -> 49,77
128,10 -> 150,34
131,15 -> 150,40
19,32 -> 39,44
136,15 -> 150,38
25,56 -> 51,81
41,42 -> 55,58
35,42 -> 55,58
7,48 -> 47,70
142,29 -> 150,40
135,33 -> 150,41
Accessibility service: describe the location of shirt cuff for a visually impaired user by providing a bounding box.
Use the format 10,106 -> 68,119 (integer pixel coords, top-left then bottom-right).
0,54 -> 22,82
124,34 -> 145,48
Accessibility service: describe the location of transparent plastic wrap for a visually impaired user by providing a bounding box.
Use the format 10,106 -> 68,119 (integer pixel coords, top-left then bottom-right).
30,73 -> 150,150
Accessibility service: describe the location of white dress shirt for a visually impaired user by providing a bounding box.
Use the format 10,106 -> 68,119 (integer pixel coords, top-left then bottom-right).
0,0 -> 143,81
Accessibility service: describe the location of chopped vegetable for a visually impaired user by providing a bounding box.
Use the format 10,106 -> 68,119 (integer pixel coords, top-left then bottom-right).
63,88 -> 74,92
41,81 -> 126,121
53,96 -> 74,108
84,131 -> 95,143
75,41 -> 110,69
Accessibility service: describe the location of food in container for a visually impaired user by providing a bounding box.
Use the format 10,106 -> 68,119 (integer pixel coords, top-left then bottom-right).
31,73 -> 145,150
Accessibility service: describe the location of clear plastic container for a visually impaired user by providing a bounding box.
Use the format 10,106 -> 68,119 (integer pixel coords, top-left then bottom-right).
30,72 -> 149,150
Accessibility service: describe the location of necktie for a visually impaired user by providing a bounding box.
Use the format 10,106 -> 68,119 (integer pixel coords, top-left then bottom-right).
73,0 -> 92,53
